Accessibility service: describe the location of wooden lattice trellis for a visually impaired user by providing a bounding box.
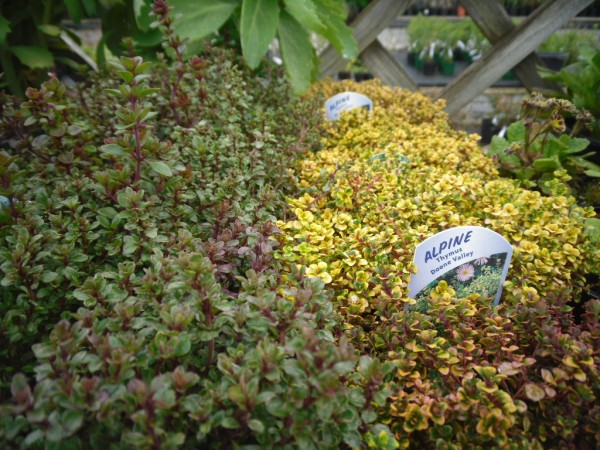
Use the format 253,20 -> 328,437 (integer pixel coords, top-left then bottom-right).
319,0 -> 594,114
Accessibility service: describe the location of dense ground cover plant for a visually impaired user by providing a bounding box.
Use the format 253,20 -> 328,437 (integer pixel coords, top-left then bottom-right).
276,79 -> 600,448
0,37 -> 397,447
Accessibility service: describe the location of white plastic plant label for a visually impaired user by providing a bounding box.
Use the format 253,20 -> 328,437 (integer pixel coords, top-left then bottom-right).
407,226 -> 513,310
324,91 -> 373,120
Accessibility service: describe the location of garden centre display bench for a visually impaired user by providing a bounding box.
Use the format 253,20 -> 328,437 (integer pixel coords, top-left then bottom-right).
319,0 -> 594,114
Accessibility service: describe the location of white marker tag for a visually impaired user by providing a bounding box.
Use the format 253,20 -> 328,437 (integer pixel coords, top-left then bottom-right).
407,226 -> 513,310
324,92 -> 373,120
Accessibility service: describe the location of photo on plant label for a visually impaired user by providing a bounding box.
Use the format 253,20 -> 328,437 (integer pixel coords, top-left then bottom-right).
410,252 -> 509,313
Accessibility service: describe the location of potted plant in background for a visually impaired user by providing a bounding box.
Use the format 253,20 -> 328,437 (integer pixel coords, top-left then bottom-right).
421,43 -> 438,76
438,46 -> 456,75
407,15 -> 429,69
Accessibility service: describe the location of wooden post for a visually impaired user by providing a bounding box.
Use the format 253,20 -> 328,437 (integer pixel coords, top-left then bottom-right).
319,0 -> 414,78
459,0 -> 559,91
440,0 -> 593,114
360,40 -> 418,90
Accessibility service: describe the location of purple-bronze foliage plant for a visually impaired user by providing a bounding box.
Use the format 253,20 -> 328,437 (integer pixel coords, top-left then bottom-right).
0,10 -> 395,446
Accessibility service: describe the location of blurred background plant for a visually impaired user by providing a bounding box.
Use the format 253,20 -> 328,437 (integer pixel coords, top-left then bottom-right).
0,0 -> 359,97
540,47 -> 600,139
488,93 -> 600,198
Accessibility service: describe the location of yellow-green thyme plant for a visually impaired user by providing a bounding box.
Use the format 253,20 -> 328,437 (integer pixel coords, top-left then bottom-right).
275,79 -> 600,448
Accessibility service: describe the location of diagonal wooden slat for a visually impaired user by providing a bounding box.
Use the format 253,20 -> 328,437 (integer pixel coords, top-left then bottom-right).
319,0 -> 414,78
459,0 -> 559,92
439,0 -> 593,114
360,39 -> 417,90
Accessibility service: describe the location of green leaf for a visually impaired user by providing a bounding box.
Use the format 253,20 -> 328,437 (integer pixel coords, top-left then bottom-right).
283,0 -> 324,33
570,157 -> 600,172
506,120 -> 525,143
81,0 -> 96,16
148,160 -> 172,177
62,410 -> 83,434
532,156 -> 561,172
584,169 -> 600,177
134,0 -> 154,31
64,0 -> 83,24
220,417 -> 240,429
490,135 -> 509,155
0,14 -> 11,44
278,11 -> 315,95
248,419 -> 265,433
123,236 -> 139,255
170,0 -> 239,42
11,46 -> 54,69
173,335 -> 191,357
241,0 -> 279,69
97,207 -> 117,218
100,144 -> 128,157
37,24 -> 61,37
40,271 -> 59,283
312,0 -> 358,60
562,135 -> 590,154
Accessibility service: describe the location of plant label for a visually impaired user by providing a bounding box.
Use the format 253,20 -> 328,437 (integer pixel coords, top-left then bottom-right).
407,226 -> 513,310
325,92 -> 373,120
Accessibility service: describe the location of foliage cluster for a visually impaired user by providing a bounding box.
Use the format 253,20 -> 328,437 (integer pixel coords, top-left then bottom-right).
541,47 -> 600,138
0,0 -> 358,97
165,0 -> 357,95
0,0 -> 169,96
538,29 -> 599,64
488,92 -> 600,190
407,16 -> 487,61
275,79 -> 600,448
0,43 -> 398,447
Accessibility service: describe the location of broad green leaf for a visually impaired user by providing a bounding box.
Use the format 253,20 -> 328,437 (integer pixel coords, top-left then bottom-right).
490,135 -> 509,156
314,0 -> 346,17
278,11 -> 316,95
64,0 -> 83,24
532,156 -> 561,172
134,0 -> 154,31
11,46 -> 54,69
570,157 -> 600,172
584,169 -> 600,177
170,0 -> 238,42
312,0 -> 358,60
81,0 -> 96,16
0,14 -> 11,44
562,135 -> 590,154
241,0 -> 279,69
148,160 -> 173,177
283,0 -> 324,33
133,28 -> 163,48
506,120 -> 525,143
